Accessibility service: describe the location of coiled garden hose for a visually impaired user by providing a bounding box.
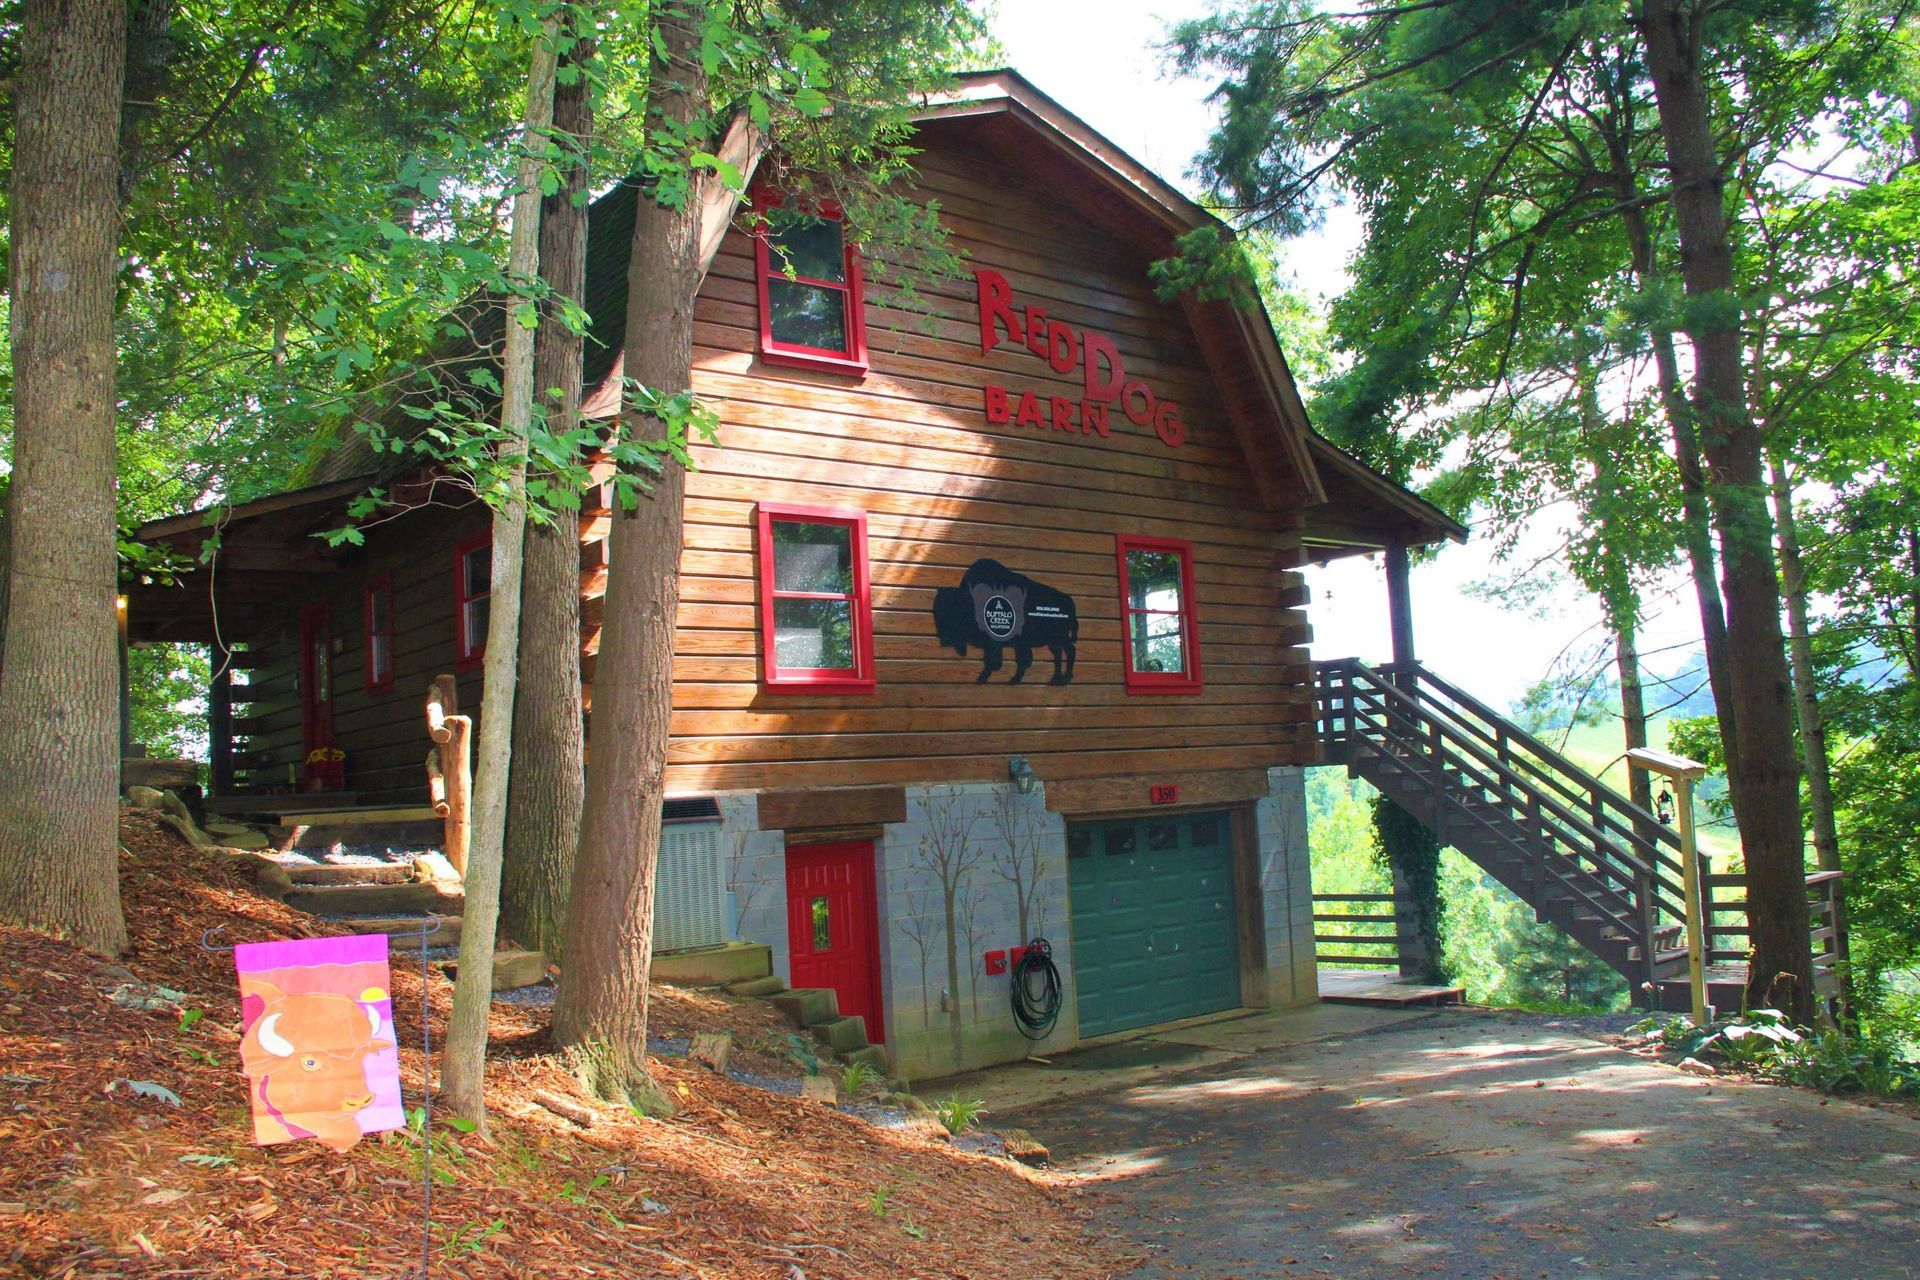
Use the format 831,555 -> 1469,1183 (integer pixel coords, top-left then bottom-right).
1010,937 -> 1062,1040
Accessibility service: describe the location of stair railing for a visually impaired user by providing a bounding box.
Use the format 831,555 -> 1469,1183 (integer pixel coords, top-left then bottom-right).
1392,663 -> 1687,878
1318,657 -> 1849,1003
1361,662 -> 1691,909
1315,659 -> 1690,970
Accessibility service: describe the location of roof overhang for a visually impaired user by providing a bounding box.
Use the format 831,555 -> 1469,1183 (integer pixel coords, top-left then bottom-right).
1301,435 -> 1468,560
124,475 -> 383,644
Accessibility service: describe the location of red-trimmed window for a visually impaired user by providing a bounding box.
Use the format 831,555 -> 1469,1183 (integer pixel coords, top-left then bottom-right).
1116,534 -> 1201,694
753,192 -> 868,375
364,572 -> 395,693
756,504 -> 875,693
454,531 -> 490,670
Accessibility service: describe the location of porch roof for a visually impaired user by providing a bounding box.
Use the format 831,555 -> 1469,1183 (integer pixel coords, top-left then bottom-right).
125,473 -> 381,644
1302,436 -> 1468,561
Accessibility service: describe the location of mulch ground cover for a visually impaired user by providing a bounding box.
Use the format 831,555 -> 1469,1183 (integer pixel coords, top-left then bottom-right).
0,811 -> 1119,1279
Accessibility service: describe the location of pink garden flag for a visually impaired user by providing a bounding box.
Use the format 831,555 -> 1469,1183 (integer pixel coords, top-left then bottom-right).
234,935 -> 406,1152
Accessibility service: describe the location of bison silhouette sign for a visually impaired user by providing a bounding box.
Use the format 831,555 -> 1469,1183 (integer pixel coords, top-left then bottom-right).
931,558 -> 1078,685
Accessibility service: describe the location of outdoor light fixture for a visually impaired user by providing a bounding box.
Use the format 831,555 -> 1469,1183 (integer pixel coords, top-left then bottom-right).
1008,756 -> 1037,795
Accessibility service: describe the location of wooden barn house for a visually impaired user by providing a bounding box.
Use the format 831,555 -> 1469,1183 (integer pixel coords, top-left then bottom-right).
129,71 -> 1467,1079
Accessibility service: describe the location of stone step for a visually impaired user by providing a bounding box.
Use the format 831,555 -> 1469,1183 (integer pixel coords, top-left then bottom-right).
837,1044 -> 888,1072
726,975 -> 787,998
338,914 -> 463,947
811,1015 -> 869,1055
285,881 -> 464,917
286,862 -> 415,887
652,941 -> 773,988
769,987 -> 840,1028
443,948 -> 548,991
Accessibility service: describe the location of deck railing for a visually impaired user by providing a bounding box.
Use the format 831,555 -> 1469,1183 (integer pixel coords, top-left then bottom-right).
1312,892 -> 1407,968
1703,868 -> 1847,992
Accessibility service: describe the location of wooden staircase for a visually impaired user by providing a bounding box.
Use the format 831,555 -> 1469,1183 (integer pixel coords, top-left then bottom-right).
1314,659 -> 1844,1010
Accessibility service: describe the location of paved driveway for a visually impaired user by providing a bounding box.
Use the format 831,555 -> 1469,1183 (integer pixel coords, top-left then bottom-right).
1002,1010 -> 1920,1280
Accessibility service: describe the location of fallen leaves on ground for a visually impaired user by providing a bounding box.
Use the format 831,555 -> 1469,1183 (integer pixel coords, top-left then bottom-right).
0,810 -> 1119,1279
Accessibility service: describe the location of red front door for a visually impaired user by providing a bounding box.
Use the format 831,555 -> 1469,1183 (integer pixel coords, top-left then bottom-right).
786,840 -> 885,1043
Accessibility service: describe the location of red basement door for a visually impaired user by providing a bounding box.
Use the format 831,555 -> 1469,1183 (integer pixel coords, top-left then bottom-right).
785,840 -> 885,1043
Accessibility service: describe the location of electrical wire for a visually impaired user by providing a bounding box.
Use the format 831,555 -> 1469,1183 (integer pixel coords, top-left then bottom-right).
1010,937 -> 1062,1040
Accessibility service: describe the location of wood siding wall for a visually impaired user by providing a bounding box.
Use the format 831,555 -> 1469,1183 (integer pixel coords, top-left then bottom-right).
238,508 -> 488,806
235,145 -> 1318,806
604,148 -> 1317,794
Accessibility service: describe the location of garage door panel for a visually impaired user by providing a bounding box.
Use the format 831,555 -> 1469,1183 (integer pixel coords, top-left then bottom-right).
1069,810 -> 1241,1038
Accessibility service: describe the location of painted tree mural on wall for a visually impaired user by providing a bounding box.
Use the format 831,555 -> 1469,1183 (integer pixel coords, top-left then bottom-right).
907,790 -> 985,1067
897,883 -> 944,1037
992,786 -> 1052,946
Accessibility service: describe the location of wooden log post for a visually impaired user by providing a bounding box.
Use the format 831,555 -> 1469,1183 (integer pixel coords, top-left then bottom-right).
1385,540 -> 1417,690
426,677 -> 473,878
209,644 -> 234,797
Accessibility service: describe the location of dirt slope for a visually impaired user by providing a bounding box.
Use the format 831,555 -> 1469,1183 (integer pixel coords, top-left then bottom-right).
0,811 -> 1114,1279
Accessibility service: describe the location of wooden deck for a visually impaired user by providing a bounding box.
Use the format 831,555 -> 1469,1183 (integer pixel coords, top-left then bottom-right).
1317,967 -> 1465,1008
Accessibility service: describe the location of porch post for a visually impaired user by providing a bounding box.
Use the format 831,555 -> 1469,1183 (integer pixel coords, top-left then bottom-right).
1384,540 -> 1416,673
209,644 -> 234,797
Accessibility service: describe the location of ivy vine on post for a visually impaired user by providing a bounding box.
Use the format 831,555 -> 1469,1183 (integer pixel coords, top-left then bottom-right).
1373,796 -> 1449,985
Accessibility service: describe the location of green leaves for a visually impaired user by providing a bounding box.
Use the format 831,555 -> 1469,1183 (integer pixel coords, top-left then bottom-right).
687,151 -> 744,192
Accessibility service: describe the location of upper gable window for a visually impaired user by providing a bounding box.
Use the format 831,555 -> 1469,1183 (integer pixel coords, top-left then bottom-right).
754,194 -> 869,376
1116,534 -> 1202,694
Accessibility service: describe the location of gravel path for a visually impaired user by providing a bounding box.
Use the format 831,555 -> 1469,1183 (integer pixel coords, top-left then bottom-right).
1013,1009 -> 1920,1280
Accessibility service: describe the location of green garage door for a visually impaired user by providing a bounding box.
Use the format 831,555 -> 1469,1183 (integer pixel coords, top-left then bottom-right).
1068,810 -> 1240,1037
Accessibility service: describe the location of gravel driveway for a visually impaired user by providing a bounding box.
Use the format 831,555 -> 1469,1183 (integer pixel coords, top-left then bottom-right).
1010,1010 -> 1920,1280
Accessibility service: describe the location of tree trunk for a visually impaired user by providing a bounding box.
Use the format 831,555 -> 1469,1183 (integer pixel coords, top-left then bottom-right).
1637,0 -> 1813,1022
501,36 -> 594,964
1615,616 -> 1653,811
442,25 -> 560,1132
1766,454 -> 1839,874
1609,170 -> 1739,781
0,0 -> 130,957
550,7 -> 708,1105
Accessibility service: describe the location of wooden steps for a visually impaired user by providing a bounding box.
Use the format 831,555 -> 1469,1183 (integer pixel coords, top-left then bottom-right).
1318,968 -> 1464,1007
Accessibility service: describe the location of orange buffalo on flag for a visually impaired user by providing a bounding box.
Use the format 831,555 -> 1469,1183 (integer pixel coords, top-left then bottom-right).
234,935 -> 405,1152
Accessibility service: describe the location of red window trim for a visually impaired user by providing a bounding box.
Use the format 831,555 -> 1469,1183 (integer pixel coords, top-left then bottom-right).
453,530 -> 490,672
756,502 -> 876,694
1115,534 -> 1203,694
752,190 -> 869,376
364,572 -> 395,694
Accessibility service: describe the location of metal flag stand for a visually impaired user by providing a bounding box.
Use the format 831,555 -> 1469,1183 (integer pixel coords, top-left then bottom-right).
201,914 -> 442,1278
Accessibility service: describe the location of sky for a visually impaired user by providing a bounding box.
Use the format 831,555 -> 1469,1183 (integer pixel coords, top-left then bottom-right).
988,1 -> 1707,708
